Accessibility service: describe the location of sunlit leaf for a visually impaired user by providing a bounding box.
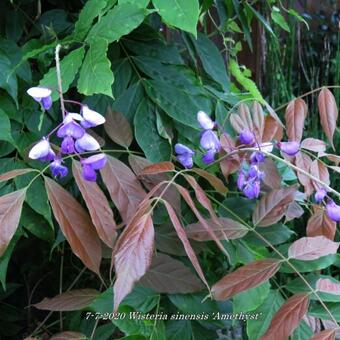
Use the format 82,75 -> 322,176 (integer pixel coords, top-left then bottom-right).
285,98 -> 307,142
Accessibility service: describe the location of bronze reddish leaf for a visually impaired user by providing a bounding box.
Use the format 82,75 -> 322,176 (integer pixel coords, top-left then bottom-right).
212,259 -> 281,300
0,169 -> 35,183
318,88 -> 338,150
45,177 -> 102,274
285,98 -> 307,142
252,101 -> 265,141
253,186 -> 297,227
190,168 -> 228,194
262,293 -> 310,340
104,108 -> 133,147
113,213 -> 154,311
310,159 -> 330,190
301,138 -> 327,153
0,189 -> 26,256
34,289 -> 99,311
306,205 -> 336,240
100,155 -> 146,224
311,329 -> 336,340
186,217 -> 248,241
163,200 -> 209,291
50,332 -> 87,340
139,161 -> 175,176
316,278 -> 340,296
140,253 -> 204,293
72,161 -> 117,248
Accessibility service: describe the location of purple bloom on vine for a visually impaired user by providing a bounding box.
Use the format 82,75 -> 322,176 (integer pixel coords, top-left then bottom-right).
200,130 -> 221,151
80,106 -> 106,128
27,87 -> 53,110
278,141 -> 300,156
81,154 -> 107,181
175,143 -> 194,169
75,133 -> 100,153
243,180 -> 261,199
197,111 -> 215,130
326,200 -> 340,222
61,136 -> 75,154
50,157 -> 68,178
202,149 -> 217,165
315,188 -> 327,203
237,171 -> 246,191
239,129 -> 254,145
57,115 -> 85,139
29,138 -> 55,161
250,151 -> 265,164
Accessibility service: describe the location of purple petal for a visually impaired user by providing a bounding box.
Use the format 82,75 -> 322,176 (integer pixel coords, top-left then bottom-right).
315,188 -> 327,203
29,138 -> 51,160
326,200 -> 340,222
61,136 -> 75,154
57,121 -> 85,139
239,129 -> 255,145
82,153 -> 107,170
250,151 -> 265,164
82,164 -> 97,181
177,154 -> 193,168
81,106 -> 105,127
41,96 -> 52,110
243,180 -> 260,199
202,149 -> 216,164
237,171 -> 246,190
75,133 -> 100,153
175,143 -> 194,155
200,130 -> 221,151
278,141 -> 300,156
27,87 -> 52,101
50,159 -> 68,178
197,111 -> 214,130
80,120 -> 95,128
40,149 -> 56,162
248,165 -> 259,178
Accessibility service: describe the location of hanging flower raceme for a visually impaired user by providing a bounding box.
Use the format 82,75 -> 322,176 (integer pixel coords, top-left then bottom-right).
27,87 -> 53,110
175,144 -> 195,169
27,86 -> 106,181
80,154 -> 107,181
197,111 -> 221,164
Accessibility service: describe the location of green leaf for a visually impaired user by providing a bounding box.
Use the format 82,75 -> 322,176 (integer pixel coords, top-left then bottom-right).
233,281 -> 270,313
134,99 -> 171,162
243,224 -> 294,247
40,47 -> 85,101
74,0 -> 109,39
271,11 -> 290,32
285,274 -> 340,302
246,290 -> 284,340
152,0 -> 199,36
166,320 -> 192,340
309,302 -> 340,321
119,0 -> 149,8
87,4 -> 149,43
189,33 -> 230,91
0,52 -> 17,104
291,320 -> 313,340
144,80 -> 211,128
244,2 -> 276,38
0,109 -> 14,145
77,39 -> 114,97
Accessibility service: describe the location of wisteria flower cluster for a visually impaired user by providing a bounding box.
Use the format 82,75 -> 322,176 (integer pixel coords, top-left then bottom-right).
27,87 -> 107,181
174,109 -> 340,223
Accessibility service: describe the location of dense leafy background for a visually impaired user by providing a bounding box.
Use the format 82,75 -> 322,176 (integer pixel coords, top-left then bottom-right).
0,0 -> 339,339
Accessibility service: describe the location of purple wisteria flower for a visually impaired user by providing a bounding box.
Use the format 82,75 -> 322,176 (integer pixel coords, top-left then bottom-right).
243,179 -> 260,199
57,115 -> 85,154
277,141 -> 300,156
197,111 -> 220,165
81,154 -> 107,181
80,106 -> 106,128
27,87 -> 53,110
175,143 -> 194,168
75,133 -> 100,153
50,157 -> 68,178
29,138 -> 55,161
250,151 -> 265,164
239,129 -> 255,145
315,188 -> 327,203
197,111 -> 215,130
326,200 -> 340,222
